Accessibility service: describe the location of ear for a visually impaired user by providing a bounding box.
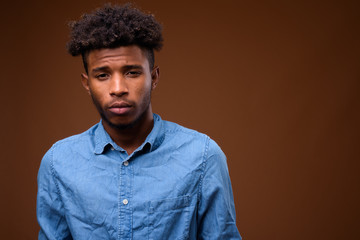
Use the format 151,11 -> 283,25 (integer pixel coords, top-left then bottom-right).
81,73 -> 91,95
151,66 -> 160,90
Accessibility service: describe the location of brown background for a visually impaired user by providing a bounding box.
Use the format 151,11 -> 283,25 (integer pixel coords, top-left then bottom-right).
1,0 -> 359,239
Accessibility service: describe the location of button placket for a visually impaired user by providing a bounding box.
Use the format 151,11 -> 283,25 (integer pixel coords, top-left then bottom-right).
118,156 -> 132,238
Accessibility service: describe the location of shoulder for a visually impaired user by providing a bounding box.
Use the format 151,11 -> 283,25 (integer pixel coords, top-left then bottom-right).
161,120 -> 209,143
161,119 -> 224,157
39,124 -> 99,169
161,120 -> 207,138
49,124 -> 98,153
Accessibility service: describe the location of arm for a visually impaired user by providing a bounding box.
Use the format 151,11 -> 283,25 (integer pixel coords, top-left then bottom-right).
197,138 -> 241,240
37,147 -> 73,240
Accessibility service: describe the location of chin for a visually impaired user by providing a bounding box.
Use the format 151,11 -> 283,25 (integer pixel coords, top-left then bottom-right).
106,115 -> 142,130
107,117 -> 133,128
101,107 -> 149,130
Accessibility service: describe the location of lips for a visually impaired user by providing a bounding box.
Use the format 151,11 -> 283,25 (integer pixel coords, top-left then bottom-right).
108,101 -> 132,115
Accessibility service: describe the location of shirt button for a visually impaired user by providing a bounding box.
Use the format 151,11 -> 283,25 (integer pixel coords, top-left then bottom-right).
122,199 -> 128,205
110,147 -> 115,151
123,161 -> 129,166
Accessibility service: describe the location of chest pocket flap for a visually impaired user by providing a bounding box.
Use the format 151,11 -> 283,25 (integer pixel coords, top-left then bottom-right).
149,195 -> 190,213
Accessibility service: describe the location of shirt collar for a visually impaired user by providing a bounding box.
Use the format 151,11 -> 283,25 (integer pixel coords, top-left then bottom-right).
93,113 -> 165,155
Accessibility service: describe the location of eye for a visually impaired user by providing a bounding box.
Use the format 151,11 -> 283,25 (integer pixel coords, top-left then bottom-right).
126,71 -> 142,78
95,73 -> 110,80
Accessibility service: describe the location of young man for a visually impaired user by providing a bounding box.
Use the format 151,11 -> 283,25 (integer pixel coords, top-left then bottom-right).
37,4 -> 241,240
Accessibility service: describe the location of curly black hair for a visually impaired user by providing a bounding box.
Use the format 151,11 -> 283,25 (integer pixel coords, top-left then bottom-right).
66,3 -> 163,73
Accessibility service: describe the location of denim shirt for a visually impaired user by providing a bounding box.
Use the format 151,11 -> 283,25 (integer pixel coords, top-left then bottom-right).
37,114 -> 241,240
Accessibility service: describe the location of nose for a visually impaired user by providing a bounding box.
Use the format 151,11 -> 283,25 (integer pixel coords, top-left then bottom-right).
109,74 -> 128,97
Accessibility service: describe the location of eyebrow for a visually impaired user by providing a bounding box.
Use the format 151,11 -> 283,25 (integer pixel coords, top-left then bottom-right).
91,65 -> 143,74
92,66 -> 109,73
123,65 -> 144,70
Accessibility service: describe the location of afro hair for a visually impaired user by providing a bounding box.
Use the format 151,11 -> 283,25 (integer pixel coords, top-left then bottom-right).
67,3 -> 163,55
66,3 -> 163,71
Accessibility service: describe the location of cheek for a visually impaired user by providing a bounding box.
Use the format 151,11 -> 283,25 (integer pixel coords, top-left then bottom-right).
89,87 -> 106,104
133,80 -> 152,96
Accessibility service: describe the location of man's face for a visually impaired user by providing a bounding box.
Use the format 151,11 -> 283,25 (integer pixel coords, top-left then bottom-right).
81,45 -> 159,130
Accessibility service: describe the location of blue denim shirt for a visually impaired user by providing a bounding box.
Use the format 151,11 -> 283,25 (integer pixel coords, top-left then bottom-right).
37,114 -> 241,239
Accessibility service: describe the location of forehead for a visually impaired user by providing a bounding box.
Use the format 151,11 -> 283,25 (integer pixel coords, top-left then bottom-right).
87,45 -> 149,69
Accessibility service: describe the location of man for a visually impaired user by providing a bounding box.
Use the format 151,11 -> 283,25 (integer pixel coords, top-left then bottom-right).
37,4 -> 241,240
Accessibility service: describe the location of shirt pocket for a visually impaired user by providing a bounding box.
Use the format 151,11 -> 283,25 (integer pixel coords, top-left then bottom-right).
148,195 -> 191,240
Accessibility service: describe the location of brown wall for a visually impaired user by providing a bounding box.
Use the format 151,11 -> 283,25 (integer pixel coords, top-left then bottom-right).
1,0 -> 359,239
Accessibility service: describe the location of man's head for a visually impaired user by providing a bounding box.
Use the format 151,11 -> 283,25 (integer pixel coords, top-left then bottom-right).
67,4 -> 163,131
66,3 -> 163,73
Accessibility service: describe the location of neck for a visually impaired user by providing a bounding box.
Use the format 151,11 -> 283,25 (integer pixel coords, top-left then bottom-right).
103,108 -> 154,155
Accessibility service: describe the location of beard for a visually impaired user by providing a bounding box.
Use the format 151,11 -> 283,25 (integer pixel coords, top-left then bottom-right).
90,90 -> 152,130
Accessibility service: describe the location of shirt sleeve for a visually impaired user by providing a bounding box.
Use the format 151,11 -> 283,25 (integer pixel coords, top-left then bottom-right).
37,146 -> 73,240
197,138 -> 242,240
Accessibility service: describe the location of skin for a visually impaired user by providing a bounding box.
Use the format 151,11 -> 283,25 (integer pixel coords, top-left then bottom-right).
81,45 -> 160,155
